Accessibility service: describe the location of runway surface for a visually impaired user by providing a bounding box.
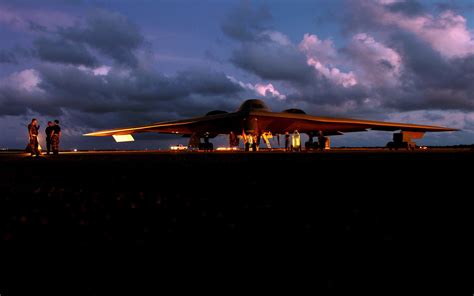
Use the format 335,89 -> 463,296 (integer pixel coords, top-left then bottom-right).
1,148 -> 471,237
0,148 -> 471,244
1,148 -> 471,294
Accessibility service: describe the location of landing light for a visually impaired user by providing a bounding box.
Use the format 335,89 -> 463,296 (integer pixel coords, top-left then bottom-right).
216,147 -> 239,151
170,144 -> 188,151
73,149 -> 78,152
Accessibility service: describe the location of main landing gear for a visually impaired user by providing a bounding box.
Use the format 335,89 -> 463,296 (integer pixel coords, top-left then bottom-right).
304,132 -> 330,151
198,136 -> 213,151
189,133 -> 214,151
386,131 -> 424,151
244,142 -> 258,152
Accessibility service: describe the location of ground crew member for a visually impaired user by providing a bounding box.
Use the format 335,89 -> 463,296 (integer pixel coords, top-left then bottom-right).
292,130 -> 301,152
45,121 -> 53,155
28,118 -> 41,157
284,132 -> 290,151
318,132 -> 327,151
51,120 -> 61,155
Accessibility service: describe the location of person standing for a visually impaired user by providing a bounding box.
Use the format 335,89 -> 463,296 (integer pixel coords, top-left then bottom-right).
28,118 -> 41,157
291,130 -> 301,152
51,120 -> 61,155
284,132 -> 290,151
45,121 -> 53,155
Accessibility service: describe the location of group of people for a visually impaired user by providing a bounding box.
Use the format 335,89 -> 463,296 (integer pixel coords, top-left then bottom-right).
28,118 -> 61,157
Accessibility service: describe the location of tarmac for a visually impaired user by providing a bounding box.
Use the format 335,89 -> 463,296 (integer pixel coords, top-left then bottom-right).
0,148 -> 471,294
0,148 -> 471,241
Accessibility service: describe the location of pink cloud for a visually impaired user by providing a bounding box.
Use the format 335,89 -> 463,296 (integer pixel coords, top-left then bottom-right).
299,34 -> 357,87
349,33 -> 402,87
374,5 -> 474,58
254,83 -> 286,100
0,69 -> 43,93
298,33 -> 337,65
226,75 -> 286,100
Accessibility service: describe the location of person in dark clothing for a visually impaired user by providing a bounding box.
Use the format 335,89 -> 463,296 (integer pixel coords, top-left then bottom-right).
284,132 -> 290,151
45,121 -> 53,155
28,118 -> 41,157
51,120 -> 61,155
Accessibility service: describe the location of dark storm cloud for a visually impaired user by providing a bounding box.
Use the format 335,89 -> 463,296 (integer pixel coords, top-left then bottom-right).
386,0 -> 425,16
0,50 -> 17,64
222,2 -> 312,82
220,0 -> 272,42
374,31 -> 474,111
177,69 -> 243,95
34,37 -> 98,66
57,9 -> 145,67
27,20 -> 47,32
0,62 -> 244,129
230,41 -> 312,82
435,1 -> 474,13
0,6 -> 249,135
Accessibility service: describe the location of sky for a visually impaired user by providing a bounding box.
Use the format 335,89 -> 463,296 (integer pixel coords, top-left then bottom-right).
0,0 -> 473,149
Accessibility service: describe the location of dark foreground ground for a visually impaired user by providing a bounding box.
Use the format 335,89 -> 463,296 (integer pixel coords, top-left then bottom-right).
0,149 -> 472,294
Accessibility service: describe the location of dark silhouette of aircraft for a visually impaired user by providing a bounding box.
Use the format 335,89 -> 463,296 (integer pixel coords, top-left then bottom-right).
84,99 -> 458,151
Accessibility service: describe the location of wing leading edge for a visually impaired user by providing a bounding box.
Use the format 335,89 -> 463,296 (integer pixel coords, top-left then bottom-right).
249,111 -> 458,134
83,112 -> 241,137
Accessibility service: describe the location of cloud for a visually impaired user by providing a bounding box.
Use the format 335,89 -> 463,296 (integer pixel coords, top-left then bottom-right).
220,1 -> 272,42
345,33 -> 402,87
0,69 -> 42,93
349,0 -> 474,58
33,37 -> 98,66
299,34 -> 357,88
0,4 -> 74,32
254,83 -> 286,100
298,33 -> 337,65
57,9 -> 146,67
0,50 -> 18,64
223,1 -> 474,116
0,69 -> 53,116
228,30 -> 312,82
226,75 -> 286,100
386,10 -> 474,58
0,63 -> 244,126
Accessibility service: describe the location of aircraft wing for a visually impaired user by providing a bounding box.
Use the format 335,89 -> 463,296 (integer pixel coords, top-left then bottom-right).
84,108 -> 458,141
83,112 -> 241,138
250,111 -> 458,135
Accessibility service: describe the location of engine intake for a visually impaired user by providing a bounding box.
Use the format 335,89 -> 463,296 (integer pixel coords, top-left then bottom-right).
205,110 -> 228,116
282,108 -> 306,114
